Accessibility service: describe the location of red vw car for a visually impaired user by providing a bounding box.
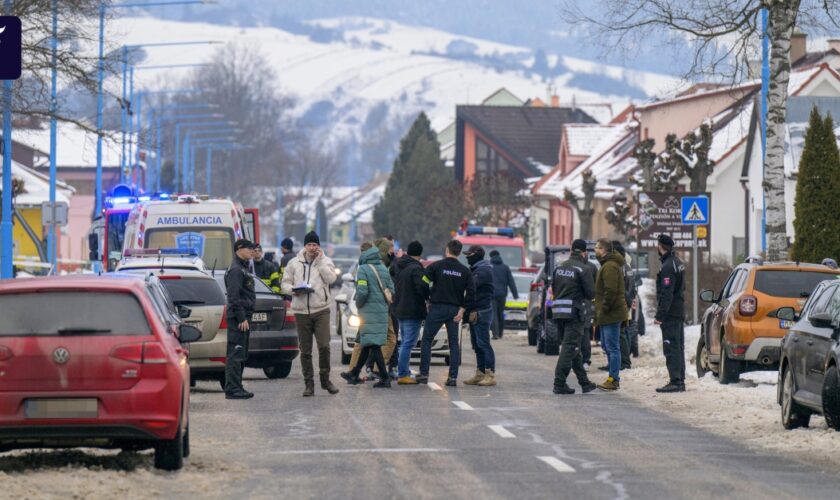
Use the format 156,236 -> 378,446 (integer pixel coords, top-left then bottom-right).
0,274 -> 201,470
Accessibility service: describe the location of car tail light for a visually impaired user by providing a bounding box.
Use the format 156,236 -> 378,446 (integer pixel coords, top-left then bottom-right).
0,346 -> 12,361
731,345 -> 748,356
209,357 -> 226,363
219,306 -> 228,330
158,275 -> 181,280
739,295 -> 757,316
530,282 -> 543,292
285,300 -> 295,326
110,342 -> 168,364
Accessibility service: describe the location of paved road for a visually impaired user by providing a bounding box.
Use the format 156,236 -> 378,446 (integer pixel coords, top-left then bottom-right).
176,330 -> 840,500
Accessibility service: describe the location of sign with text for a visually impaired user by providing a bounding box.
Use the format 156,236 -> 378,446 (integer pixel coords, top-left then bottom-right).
0,17 -> 22,80
638,192 -> 711,250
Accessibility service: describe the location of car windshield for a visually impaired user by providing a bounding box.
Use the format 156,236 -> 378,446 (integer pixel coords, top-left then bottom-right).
511,274 -> 534,298
158,277 -> 226,306
753,270 -> 840,298
146,228 -> 234,270
0,292 -> 151,336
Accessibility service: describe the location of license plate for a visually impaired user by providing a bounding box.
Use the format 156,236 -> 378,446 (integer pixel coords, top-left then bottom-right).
25,398 -> 98,419
505,311 -> 526,321
252,312 -> 268,323
779,319 -> 794,329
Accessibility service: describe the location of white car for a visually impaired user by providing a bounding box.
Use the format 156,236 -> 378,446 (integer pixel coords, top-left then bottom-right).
335,288 -> 451,366
117,249 -> 210,273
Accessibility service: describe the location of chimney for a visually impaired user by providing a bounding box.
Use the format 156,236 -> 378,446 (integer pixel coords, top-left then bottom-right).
551,95 -> 560,107
829,39 -> 840,54
790,32 -> 807,64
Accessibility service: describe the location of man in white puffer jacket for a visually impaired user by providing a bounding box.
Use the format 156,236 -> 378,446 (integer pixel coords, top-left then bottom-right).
281,231 -> 339,397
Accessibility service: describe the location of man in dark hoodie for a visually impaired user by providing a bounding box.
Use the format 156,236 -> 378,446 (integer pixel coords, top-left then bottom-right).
392,241 -> 430,384
489,250 -> 518,339
463,245 -> 498,386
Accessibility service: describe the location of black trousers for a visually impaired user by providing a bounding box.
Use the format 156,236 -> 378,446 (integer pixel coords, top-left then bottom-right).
224,327 -> 250,394
620,324 -> 632,369
492,296 -> 507,338
661,320 -> 685,384
581,324 -> 592,364
554,319 -> 591,387
353,345 -> 387,378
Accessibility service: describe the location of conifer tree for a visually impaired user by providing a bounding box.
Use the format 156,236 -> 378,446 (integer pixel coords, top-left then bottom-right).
791,106 -> 840,263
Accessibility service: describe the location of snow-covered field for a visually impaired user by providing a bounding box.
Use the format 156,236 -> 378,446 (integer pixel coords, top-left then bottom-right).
617,280 -> 840,467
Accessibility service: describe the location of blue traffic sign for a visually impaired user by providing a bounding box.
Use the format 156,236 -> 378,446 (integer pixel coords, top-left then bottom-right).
681,196 -> 709,225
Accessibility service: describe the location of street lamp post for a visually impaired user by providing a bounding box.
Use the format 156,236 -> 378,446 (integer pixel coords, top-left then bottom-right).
47,0 -> 59,270
148,111 -> 223,191
175,122 -> 236,191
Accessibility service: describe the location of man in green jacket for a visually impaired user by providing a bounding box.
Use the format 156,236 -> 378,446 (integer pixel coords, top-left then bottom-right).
593,238 -> 628,391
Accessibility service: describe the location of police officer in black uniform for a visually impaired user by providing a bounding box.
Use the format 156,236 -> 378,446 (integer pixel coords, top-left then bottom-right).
654,233 -> 686,393
224,239 -> 257,400
552,239 -> 598,394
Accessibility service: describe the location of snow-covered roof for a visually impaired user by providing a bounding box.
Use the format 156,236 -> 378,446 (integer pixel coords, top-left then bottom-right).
576,103 -> 615,125
708,100 -> 753,163
14,122 -> 122,168
0,160 -> 74,206
564,124 -> 622,157
535,122 -> 636,200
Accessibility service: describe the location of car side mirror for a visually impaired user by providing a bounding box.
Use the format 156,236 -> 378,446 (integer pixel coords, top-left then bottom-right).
699,289 -> 716,303
776,307 -> 796,322
88,233 -> 100,262
809,312 -> 833,329
335,293 -> 348,304
342,273 -> 353,283
178,324 -> 202,343
177,305 -> 192,319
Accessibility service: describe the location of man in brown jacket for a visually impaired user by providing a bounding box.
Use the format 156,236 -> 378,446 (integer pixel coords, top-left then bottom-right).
593,238 -> 628,391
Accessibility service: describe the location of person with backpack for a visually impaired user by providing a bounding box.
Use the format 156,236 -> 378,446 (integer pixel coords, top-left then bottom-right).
341,243 -> 395,388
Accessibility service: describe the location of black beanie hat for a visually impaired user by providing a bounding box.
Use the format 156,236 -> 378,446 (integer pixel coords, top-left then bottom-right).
281,237 -> 294,250
407,240 -> 423,257
571,239 -> 587,253
658,233 -> 675,248
304,231 -> 320,246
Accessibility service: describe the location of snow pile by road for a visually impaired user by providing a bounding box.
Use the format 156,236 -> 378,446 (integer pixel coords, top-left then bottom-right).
615,280 -> 840,467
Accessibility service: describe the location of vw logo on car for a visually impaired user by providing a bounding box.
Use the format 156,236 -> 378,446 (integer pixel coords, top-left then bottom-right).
52,347 -> 70,365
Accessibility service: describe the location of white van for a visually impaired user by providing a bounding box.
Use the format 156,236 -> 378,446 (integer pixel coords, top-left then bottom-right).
123,195 -> 257,271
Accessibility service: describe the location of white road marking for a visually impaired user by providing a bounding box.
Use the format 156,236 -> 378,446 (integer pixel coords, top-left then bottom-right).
488,425 -> 516,438
428,382 -> 442,391
269,448 -> 454,455
452,401 -> 474,410
537,456 -> 576,473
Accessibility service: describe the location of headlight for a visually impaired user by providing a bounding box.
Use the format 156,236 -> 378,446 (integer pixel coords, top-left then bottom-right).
334,268 -> 342,275
348,315 -> 361,328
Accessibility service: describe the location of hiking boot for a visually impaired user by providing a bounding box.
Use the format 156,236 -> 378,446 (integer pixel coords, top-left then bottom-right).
580,382 -> 597,393
655,383 -> 686,393
302,380 -> 315,397
597,376 -> 620,391
553,385 -> 575,395
415,374 -> 429,384
373,379 -> 391,388
445,378 -> 457,387
321,376 -> 340,395
464,369 -> 485,385
225,390 -> 254,400
398,376 -> 418,385
477,370 -> 496,386
340,371 -> 354,383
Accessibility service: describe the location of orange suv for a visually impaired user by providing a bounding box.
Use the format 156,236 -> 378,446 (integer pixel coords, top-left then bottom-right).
696,259 -> 839,384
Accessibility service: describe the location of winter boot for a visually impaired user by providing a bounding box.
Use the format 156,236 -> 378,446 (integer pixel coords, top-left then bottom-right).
321,375 -> 340,395
302,380 -> 315,397
478,369 -> 496,386
597,376 -> 619,392
373,378 -> 391,388
553,385 -> 575,395
464,369 -> 485,385
655,382 -> 686,393
580,381 -> 598,393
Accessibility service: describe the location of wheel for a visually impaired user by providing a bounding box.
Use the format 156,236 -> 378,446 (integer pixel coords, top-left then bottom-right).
823,365 -> 840,431
719,337 -> 741,384
781,367 -> 811,430
154,424 -> 184,471
527,326 -> 538,346
696,335 -> 710,378
444,356 -> 451,366
341,351 -> 352,365
263,361 -> 293,379
182,425 -> 190,458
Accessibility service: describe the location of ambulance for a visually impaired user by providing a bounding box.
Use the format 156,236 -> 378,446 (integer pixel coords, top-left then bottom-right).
122,195 -> 259,271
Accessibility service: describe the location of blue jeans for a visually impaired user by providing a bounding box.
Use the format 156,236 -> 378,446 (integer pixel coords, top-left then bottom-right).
398,319 -> 422,377
420,303 -> 461,379
600,322 -> 621,381
469,307 -> 495,372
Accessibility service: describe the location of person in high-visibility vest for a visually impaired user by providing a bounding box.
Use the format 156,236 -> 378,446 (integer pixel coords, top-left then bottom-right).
253,244 -> 281,293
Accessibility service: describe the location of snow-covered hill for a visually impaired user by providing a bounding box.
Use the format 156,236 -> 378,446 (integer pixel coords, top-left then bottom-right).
108,16 -> 683,183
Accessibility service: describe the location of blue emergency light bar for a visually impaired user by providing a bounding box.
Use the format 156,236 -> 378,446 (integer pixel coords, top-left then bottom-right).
465,226 -> 515,238
124,248 -> 199,258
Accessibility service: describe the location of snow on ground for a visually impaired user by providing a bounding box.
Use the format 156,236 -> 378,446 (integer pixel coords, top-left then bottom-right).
614,279 -> 840,467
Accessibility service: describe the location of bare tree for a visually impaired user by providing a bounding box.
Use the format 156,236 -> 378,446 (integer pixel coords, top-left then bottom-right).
680,122 -> 716,192
606,190 -> 636,243
465,172 -> 531,230
564,168 -> 596,240
632,138 -> 657,192
564,0 -> 838,259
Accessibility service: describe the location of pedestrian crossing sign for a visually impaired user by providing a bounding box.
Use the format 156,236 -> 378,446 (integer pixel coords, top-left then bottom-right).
681,196 -> 709,225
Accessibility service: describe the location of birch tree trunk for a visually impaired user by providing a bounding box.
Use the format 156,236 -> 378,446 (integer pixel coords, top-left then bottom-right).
764,1 -> 800,261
